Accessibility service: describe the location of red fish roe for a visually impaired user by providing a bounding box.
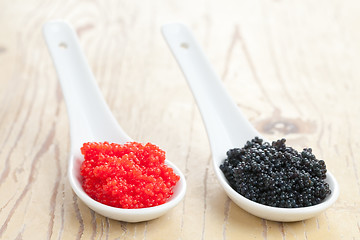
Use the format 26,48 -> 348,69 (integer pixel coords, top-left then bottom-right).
80,141 -> 180,209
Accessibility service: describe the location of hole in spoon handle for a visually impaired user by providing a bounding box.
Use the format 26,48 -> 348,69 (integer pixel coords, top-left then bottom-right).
180,42 -> 189,49
58,42 -> 68,49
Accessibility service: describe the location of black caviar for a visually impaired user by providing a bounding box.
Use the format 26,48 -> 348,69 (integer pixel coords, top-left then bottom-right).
220,137 -> 331,208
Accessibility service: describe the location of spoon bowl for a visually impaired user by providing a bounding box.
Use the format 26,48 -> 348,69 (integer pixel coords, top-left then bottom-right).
162,23 -> 339,222
70,154 -> 186,222
43,20 -> 186,222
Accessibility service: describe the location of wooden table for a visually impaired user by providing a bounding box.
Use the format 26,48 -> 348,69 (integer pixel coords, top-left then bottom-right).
1,0 -> 359,239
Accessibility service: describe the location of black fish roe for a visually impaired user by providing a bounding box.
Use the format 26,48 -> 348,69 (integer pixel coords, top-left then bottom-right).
220,137 -> 331,208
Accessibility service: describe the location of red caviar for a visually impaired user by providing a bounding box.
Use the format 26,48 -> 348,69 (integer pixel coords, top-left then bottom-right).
80,141 -> 180,209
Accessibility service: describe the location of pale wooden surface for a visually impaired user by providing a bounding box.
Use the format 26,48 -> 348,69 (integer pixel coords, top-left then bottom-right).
0,0 -> 359,239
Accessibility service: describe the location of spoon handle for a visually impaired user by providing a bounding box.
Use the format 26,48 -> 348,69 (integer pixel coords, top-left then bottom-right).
43,20 -> 131,152
162,23 -> 259,160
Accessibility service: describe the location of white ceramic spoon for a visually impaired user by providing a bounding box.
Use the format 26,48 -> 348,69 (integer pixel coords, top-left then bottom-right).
43,20 -> 186,222
162,23 -> 339,222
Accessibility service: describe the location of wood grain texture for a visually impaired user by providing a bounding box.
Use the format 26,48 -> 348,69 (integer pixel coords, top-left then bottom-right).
0,0 -> 359,239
